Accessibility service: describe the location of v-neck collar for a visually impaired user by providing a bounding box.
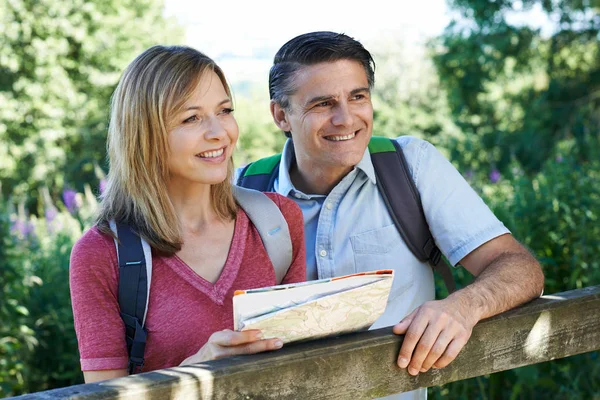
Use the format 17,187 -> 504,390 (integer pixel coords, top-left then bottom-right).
166,209 -> 248,305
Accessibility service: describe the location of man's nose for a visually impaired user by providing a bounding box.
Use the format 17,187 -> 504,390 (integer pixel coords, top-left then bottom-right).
331,102 -> 353,127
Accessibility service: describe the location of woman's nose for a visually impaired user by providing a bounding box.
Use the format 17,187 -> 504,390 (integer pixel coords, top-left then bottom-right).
205,115 -> 227,140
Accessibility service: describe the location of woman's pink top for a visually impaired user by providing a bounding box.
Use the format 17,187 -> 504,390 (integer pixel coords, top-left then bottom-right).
69,193 -> 306,372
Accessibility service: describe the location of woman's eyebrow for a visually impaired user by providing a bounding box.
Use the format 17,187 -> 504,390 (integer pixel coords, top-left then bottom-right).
183,98 -> 231,111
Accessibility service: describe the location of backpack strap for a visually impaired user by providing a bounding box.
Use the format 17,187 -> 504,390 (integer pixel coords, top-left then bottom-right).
369,137 -> 456,293
236,153 -> 282,191
109,220 -> 152,374
232,186 -> 293,284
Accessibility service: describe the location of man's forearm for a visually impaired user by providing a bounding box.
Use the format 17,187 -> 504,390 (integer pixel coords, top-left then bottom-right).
450,250 -> 545,323
393,236 -> 545,375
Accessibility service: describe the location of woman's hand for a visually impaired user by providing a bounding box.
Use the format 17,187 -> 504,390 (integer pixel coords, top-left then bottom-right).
179,329 -> 283,366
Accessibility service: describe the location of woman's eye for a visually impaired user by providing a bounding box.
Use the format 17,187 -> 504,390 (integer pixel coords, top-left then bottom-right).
183,115 -> 199,123
220,107 -> 234,115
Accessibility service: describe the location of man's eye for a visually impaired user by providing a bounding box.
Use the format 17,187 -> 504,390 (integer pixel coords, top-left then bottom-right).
316,101 -> 331,107
183,115 -> 199,123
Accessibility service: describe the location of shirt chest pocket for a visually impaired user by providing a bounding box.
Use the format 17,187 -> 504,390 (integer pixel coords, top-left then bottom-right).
350,224 -> 415,298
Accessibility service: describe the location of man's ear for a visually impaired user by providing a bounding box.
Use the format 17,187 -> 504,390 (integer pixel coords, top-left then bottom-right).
270,101 -> 292,132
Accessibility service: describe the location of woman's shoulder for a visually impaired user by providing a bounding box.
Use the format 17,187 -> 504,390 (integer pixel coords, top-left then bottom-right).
263,192 -> 301,217
71,225 -> 116,265
263,192 -> 295,208
75,225 -> 113,247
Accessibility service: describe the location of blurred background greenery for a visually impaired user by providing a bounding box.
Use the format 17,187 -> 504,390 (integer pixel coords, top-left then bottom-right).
0,0 -> 598,398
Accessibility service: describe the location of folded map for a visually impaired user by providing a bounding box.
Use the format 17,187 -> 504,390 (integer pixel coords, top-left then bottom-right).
233,270 -> 394,344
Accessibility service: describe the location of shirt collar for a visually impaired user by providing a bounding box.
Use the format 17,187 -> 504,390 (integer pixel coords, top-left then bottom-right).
277,138 -> 377,196
356,145 -> 377,184
277,139 -> 297,197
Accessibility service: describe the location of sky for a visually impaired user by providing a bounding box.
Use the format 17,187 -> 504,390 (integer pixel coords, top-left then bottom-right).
163,0 -> 452,85
163,0 -> 554,89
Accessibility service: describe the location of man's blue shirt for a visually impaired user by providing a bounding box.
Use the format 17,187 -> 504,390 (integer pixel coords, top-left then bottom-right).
265,136 -> 509,329
236,135 -> 509,400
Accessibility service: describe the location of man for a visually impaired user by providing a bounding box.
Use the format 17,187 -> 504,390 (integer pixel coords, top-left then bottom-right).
238,31 -> 544,399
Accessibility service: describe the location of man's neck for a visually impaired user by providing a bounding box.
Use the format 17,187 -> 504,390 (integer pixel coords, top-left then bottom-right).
290,160 -> 352,195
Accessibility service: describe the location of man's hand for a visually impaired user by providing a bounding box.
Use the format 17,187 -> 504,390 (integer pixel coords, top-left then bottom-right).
392,234 -> 544,376
392,297 -> 477,376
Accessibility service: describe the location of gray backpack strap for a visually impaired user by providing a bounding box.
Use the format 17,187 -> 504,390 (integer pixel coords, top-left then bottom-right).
232,186 -> 293,284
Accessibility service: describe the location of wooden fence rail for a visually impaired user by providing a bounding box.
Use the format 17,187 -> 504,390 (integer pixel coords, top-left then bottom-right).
12,285 -> 600,400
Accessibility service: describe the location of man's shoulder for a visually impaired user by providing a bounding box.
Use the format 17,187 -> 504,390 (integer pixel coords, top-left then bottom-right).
376,136 -> 436,179
390,135 -> 431,156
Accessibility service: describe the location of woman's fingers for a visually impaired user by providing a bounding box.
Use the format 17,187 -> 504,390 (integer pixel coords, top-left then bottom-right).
204,329 -> 284,360
213,338 -> 284,359
209,329 -> 263,346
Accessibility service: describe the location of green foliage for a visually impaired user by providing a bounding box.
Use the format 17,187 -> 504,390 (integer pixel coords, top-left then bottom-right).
432,0 -> 600,177
0,189 -> 95,396
233,95 -> 287,166
0,200 -> 36,396
0,0 -> 181,395
426,1 -> 600,397
370,40 -> 462,152
0,0 -> 183,204
431,146 -> 600,399
488,155 -> 600,290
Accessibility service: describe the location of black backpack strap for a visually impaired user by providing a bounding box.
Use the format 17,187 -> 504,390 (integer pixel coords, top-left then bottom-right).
236,154 -> 282,191
369,137 -> 456,293
115,223 -> 148,374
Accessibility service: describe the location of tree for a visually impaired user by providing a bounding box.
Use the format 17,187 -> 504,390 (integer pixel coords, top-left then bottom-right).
429,2 -> 600,397
233,94 -> 287,167
432,0 -> 600,177
369,38 -> 462,155
0,0 -> 183,204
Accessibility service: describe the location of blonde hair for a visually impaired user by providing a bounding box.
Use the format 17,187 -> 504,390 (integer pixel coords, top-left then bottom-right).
97,45 -> 237,255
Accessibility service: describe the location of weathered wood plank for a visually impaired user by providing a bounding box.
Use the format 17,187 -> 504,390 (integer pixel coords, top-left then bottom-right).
11,285 -> 600,400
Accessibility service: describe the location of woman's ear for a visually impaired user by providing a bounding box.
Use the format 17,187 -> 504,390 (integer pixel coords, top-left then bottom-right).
270,101 -> 292,132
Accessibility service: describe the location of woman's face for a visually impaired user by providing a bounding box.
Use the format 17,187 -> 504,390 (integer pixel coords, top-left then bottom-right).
167,70 -> 239,188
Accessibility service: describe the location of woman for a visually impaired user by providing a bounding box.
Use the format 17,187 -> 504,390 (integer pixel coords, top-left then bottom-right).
69,45 -> 306,383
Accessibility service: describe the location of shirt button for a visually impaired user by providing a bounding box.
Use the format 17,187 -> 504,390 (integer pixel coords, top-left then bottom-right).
326,202 -> 333,210
319,249 -> 327,257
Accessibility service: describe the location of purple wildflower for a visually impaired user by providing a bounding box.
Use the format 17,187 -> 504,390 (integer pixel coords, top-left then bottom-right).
45,207 -> 58,223
10,218 -> 26,236
99,179 -> 107,194
63,189 -> 78,213
25,221 -> 35,238
10,218 -> 36,239
556,155 -> 564,163
489,169 -> 501,184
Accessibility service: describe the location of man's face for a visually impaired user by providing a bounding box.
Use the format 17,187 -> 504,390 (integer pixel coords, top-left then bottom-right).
274,60 -> 373,177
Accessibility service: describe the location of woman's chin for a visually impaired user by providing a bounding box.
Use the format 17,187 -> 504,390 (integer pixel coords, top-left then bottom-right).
168,173 -> 228,188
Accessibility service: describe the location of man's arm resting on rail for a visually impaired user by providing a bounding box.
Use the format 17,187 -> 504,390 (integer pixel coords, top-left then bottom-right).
393,233 -> 545,375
